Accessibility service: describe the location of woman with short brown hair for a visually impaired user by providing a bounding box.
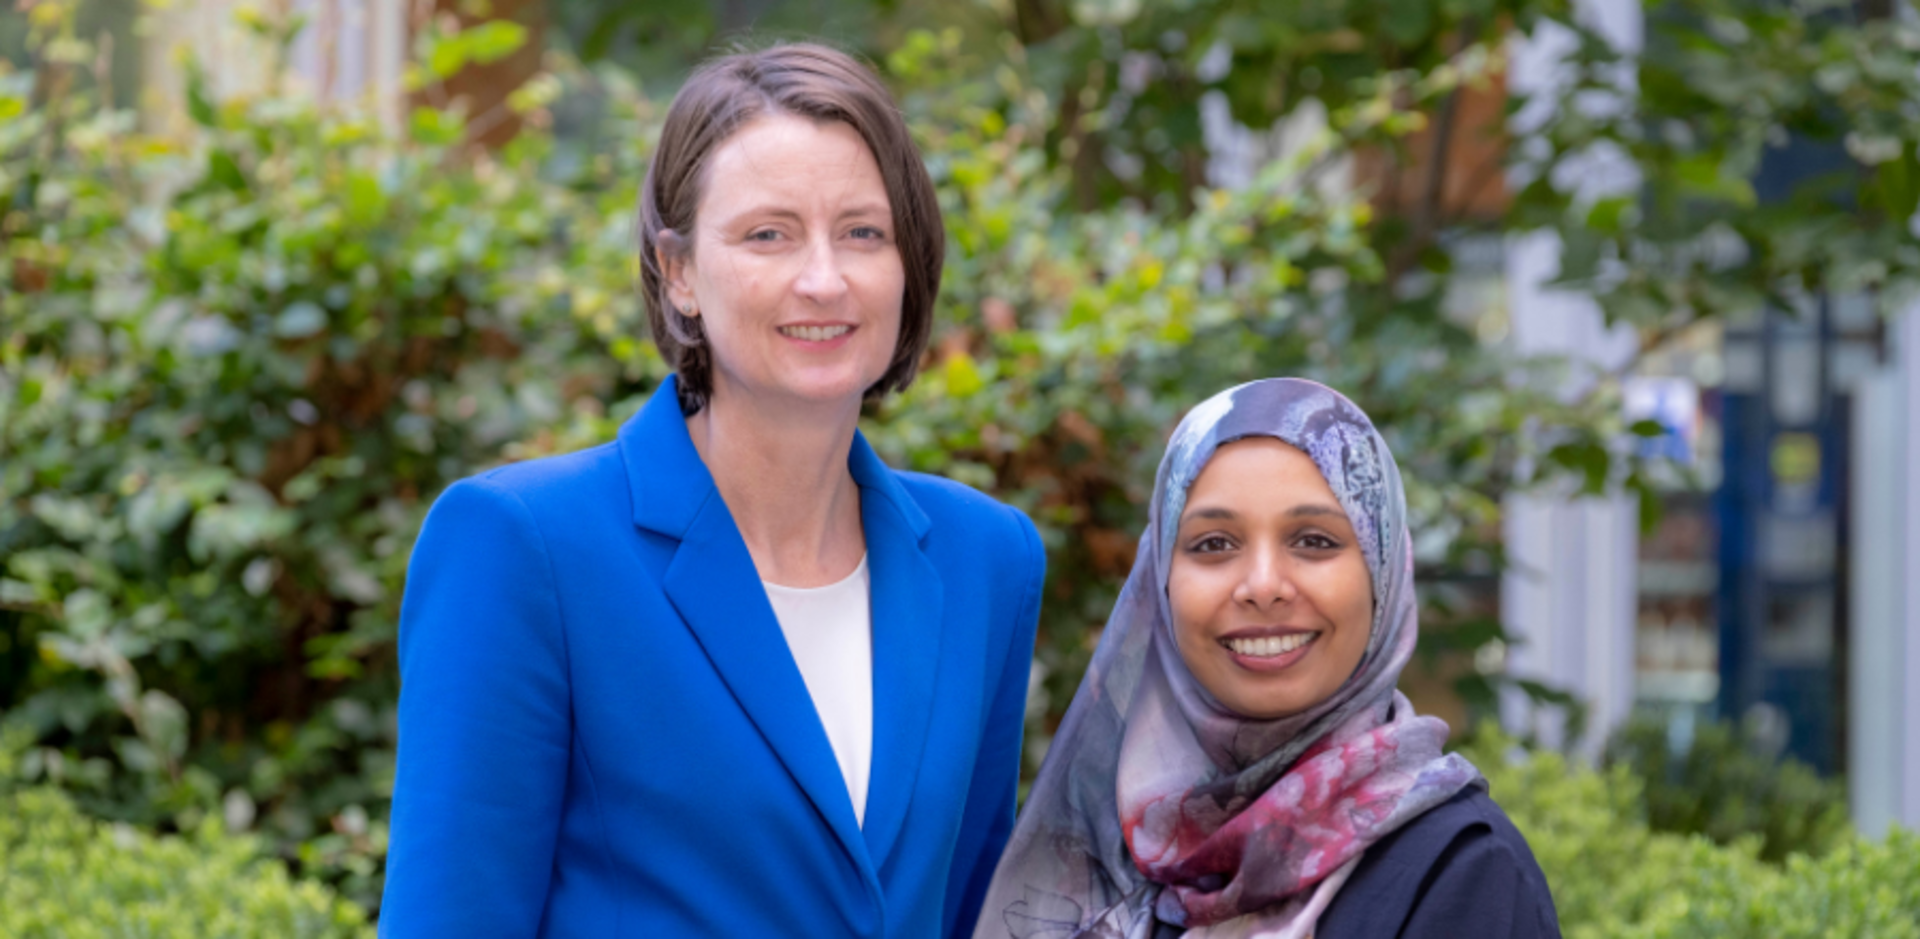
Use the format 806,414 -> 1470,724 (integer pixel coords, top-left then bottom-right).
382,43 -> 1045,938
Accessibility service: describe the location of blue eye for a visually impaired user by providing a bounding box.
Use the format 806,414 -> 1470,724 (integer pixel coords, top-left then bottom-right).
746,229 -> 780,242
851,226 -> 887,240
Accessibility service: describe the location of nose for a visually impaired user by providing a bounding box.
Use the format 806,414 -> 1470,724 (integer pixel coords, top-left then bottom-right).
1234,543 -> 1297,610
792,236 -> 850,306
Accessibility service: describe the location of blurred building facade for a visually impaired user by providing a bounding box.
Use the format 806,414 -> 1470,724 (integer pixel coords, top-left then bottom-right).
1494,0 -> 1920,836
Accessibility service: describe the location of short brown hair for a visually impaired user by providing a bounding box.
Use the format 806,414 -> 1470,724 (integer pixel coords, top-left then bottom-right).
638,43 -> 944,414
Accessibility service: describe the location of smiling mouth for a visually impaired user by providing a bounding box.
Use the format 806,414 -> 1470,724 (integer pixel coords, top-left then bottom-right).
1222,633 -> 1317,658
778,325 -> 853,341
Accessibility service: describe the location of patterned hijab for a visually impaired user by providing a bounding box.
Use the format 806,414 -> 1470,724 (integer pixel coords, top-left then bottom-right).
974,379 -> 1482,939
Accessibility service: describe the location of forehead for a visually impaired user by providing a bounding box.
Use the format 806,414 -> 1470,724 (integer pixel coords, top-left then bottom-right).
1184,438 -> 1337,512
699,114 -> 890,213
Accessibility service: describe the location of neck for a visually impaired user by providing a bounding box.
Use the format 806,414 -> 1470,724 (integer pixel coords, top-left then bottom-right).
686,383 -> 866,588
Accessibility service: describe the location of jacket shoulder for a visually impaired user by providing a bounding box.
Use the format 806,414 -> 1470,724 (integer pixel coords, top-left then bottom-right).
893,470 -> 1044,584
895,470 -> 1032,533
439,440 -> 627,516
894,470 -> 1041,557
1320,787 -> 1559,938
1363,786 -> 1540,878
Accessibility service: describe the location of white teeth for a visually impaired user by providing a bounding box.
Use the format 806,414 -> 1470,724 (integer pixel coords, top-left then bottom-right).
1225,633 -> 1315,658
780,325 -> 852,342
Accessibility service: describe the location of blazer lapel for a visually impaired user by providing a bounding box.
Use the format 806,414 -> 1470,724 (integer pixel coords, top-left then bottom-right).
622,379 -> 871,882
848,433 -> 946,867
660,495 -> 872,867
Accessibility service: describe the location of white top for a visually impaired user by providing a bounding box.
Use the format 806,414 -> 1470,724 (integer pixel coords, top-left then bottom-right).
762,554 -> 874,826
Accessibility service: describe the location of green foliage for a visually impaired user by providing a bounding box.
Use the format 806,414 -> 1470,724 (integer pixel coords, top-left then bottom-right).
561,0 -> 1920,332
0,788 -> 370,938
1,5 -> 653,906
1517,0 -> 1920,327
1464,726 -> 1920,939
1604,716 -> 1850,863
1,729 -> 369,938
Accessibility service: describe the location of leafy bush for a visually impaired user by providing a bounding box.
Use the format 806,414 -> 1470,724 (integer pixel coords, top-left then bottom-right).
0,10 -> 648,904
1464,727 -> 1920,939
1,731 -> 369,938
1605,716 -> 1850,862
1,788 -> 371,939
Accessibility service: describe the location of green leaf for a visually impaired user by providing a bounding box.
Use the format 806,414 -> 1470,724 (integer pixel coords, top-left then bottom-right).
1673,153 -> 1757,207
942,351 -> 984,397
1870,143 -> 1920,223
425,36 -> 469,79
411,106 -> 464,146
184,60 -> 218,128
1585,196 -> 1635,233
207,149 -> 248,192
1547,440 -> 1612,493
343,172 -> 387,228
463,21 -> 529,65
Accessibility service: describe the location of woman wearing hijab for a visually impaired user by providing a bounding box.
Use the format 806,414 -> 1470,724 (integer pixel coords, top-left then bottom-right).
381,44 -> 1045,937
975,379 -> 1558,939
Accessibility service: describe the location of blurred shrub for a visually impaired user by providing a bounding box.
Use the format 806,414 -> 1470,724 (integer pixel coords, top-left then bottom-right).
1465,726 -> 1920,939
1605,716 -> 1850,862
0,10 -> 653,905
1,728 -> 369,938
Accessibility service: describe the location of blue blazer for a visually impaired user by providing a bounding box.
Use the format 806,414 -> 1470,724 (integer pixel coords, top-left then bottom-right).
380,377 -> 1046,937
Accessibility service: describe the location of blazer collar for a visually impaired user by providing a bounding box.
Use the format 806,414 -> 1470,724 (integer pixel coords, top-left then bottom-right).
619,375 -> 931,544
621,376 -> 945,874
619,375 -> 710,539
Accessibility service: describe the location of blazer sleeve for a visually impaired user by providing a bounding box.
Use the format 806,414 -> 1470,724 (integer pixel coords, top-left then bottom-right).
380,477 -> 571,937
943,506 -> 1047,938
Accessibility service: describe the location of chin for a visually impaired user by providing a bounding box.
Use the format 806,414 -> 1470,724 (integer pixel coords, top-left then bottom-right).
1219,681 -> 1321,721
773,371 -> 884,407
1222,697 -> 1294,721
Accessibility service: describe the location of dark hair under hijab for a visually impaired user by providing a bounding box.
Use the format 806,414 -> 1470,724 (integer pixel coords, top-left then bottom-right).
638,42 -> 944,415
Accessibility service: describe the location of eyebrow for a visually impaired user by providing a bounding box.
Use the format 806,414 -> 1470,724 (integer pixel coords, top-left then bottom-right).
1179,504 -> 1349,523
722,203 -> 892,224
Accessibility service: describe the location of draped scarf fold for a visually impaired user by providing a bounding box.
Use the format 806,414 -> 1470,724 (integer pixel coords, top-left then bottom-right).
974,379 -> 1482,939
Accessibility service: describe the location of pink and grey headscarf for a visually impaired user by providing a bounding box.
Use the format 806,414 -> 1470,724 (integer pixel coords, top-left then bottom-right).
974,379 -> 1482,939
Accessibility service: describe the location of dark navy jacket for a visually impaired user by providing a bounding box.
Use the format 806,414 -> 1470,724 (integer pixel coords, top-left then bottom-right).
1317,787 -> 1561,938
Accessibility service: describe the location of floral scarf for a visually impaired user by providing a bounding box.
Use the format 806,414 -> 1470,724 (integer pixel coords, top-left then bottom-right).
973,379 -> 1483,939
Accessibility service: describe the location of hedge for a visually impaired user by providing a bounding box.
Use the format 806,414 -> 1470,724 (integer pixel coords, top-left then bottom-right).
1,784 -> 369,938
1465,728 -> 1920,939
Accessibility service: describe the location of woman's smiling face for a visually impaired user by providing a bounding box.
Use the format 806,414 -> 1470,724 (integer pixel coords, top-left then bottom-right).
1167,437 -> 1375,720
661,112 -> 905,412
